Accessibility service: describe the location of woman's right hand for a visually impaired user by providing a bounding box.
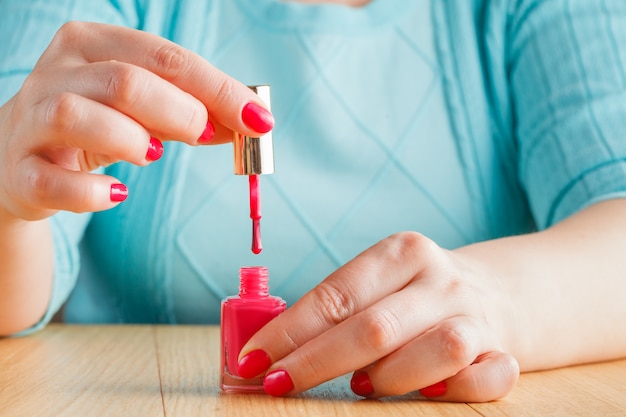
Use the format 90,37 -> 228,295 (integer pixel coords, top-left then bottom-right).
0,21 -> 273,222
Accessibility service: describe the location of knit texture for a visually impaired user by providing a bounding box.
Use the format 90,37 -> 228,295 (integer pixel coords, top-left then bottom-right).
1,0 -> 624,328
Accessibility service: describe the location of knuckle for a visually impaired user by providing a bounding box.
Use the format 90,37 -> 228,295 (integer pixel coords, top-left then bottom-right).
25,168 -> 50,205
153,44 -> 190,80
360,309 -> 400,353
13,72 -> 45,115
297,347 -> 330,381
384,231 -> 438,263
277,325 -> 301,352
398,231 -> 436,253
436,322 -> 476,367
26,167 -> 95,213
211,77 -> 236,109
51,21 -> 88,49
20,70 -> 42,95
72,190 -> 97,213
105,64 -> 145,107
312,282 -> 355,326
45,92 -> 81,133
181,101 -> 207,141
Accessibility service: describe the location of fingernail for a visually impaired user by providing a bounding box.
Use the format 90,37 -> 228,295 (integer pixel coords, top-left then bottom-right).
197,120 -> 215,144
238,350 -> 271,379
263,369 -> 294,397
146,137 -> 164,161
110,183 -> 128,202
242,102 -> 274,133
419,380 -> 447,397
350,371 -> 374,397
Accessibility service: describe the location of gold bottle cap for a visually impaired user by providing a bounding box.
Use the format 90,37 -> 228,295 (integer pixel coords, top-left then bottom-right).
233,85 -> 275,175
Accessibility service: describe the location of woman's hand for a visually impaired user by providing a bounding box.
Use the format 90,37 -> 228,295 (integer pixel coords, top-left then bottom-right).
238,231 -> 520,401
0,21 -> 274,335
0,21 -> 273,222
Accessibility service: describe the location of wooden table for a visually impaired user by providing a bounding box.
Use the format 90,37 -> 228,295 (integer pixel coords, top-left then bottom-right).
1,325 -> 625,416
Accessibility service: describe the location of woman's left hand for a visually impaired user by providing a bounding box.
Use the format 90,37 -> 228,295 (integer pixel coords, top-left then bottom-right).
238,231 -> 520,401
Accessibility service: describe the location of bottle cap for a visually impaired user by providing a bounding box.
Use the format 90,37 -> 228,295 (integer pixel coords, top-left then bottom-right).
234,85 -> 275,175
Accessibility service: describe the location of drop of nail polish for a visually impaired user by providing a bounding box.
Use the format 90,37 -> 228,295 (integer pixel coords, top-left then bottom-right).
252,219 -> 262,254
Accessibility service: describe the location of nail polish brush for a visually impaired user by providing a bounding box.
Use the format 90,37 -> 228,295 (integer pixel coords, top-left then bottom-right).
233,85 -> 274,255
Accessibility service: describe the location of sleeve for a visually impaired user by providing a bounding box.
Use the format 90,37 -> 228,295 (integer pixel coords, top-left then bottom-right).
0,0 -> 139,334
509,0 -> 626,229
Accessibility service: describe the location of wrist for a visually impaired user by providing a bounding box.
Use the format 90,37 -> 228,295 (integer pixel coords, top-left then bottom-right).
450,242 -> 527,364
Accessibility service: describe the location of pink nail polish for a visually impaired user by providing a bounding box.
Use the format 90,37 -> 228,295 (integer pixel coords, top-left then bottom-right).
238,349 -> 272,379
263,369 -> 294,397
419,380 -> 447,397
350,371 -> 374,397
220,266 -> 286,393
110,183 -> 128,202
197,120 -> 215,144
146,137 -> 164,161
242,102 -> 274,133
249,175 -> 262,255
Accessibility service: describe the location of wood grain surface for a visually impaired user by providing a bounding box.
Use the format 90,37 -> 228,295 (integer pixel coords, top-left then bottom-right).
1,325 -> 624,417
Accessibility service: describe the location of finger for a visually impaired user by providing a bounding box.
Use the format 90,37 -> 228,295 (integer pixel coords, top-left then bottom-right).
32,92 -> 155,166
67,60 -> 209,145
17,157 -> 127,215
45,22 -> 272,137
238,233 -> 441,369
350,316 -> 493,398
426,351 -> 520,402
264,280 -> 478,397
262,295 -> 416,396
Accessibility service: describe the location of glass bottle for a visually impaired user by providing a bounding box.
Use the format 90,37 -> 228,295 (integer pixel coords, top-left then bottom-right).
220,266 -> 286,392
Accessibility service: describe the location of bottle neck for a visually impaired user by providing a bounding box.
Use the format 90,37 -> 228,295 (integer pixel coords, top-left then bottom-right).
239,266 -> 270,298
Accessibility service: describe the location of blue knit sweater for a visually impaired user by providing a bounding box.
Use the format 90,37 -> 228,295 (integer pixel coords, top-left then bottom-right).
1,0 -> 625,329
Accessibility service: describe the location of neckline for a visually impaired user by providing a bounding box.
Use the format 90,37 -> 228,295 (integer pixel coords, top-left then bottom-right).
235,0 -> 418,34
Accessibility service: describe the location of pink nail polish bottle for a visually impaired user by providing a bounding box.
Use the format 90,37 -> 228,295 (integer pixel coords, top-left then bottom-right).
220,266 -> 286,393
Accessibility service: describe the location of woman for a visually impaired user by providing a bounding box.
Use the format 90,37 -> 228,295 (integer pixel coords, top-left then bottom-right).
1,0 -> 625,402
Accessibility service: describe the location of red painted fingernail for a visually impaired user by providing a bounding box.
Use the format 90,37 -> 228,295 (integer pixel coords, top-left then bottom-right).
197,120 -> 215,144
419,380 -> 447,397
263,369 -> 294,397
242,102 -> 274,133
238,350 -> 272,379
110,183 -> 128,202
350,371 -> 374,397
146,137 -> 164,161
